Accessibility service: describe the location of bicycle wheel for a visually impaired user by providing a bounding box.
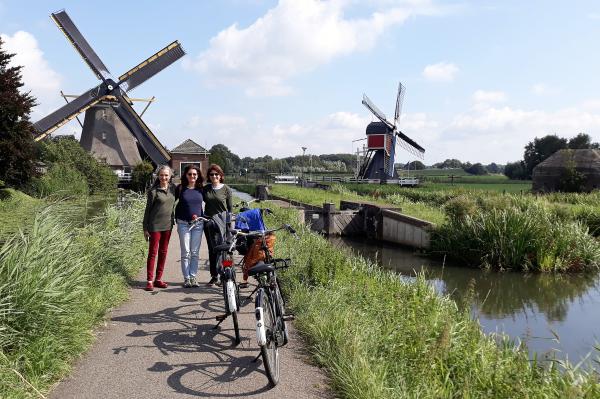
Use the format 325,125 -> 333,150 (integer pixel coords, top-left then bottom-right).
256,289 -> 280,386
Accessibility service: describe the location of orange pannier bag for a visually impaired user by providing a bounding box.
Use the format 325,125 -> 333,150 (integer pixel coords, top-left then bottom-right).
242,233 -> 276,280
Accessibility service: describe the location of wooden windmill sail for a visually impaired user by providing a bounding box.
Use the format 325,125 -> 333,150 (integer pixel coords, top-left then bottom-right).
32,10 -> 185,166
358,82 -> 425,179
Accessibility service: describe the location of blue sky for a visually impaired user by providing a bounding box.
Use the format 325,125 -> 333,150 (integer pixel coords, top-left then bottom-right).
2,0 -> 600,164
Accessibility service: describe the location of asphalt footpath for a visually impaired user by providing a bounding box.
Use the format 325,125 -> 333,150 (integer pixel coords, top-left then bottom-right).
49,232 -> 330,398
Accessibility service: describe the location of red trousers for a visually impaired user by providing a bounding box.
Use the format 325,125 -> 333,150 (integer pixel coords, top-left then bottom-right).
147,230 -> 172,282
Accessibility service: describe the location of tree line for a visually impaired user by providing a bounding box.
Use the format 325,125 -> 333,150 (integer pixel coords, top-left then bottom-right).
504,133 -> 599,180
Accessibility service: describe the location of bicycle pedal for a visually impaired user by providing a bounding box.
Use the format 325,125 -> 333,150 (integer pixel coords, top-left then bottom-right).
215,314 -> 227,322
282,314 -> 295,321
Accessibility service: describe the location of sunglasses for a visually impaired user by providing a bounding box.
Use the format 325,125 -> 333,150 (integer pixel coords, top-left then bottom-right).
209,173 -> 220,177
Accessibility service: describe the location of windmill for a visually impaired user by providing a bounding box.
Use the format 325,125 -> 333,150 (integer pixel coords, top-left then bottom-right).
32,10 -> 186,166
357,82 -> 425,180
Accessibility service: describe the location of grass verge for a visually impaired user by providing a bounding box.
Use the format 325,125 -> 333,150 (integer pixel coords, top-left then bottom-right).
0,196 -> 146,398
264,205 -> 600,398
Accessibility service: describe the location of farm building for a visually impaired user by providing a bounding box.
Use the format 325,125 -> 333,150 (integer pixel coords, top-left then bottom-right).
169,139 -> 210,178
532,149 -> 600,192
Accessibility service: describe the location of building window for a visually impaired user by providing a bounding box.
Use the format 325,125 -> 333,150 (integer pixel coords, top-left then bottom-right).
180,162 -> 201,178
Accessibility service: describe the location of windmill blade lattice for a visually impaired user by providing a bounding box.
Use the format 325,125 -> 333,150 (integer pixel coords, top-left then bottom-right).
51,10 -> 112,81
362,94 -> 394,130
396,130 -> 425,159
33,86 -> 104,140
394,82 -> 405,126
118,41 -> 186,92
113,94 -> 170,164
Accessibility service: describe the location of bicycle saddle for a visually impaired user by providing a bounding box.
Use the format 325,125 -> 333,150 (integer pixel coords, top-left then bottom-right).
214,242 -> 232,252
248,261 -> 275,276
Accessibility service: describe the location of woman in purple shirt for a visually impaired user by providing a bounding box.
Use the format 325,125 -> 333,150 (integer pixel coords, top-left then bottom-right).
175,164 -> 205,288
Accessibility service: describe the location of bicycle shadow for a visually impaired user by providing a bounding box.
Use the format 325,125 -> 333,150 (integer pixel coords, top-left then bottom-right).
155,356 -> 272,397
111,301 -> 273,395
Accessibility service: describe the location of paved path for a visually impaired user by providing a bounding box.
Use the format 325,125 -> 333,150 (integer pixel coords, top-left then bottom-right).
50,233 -> 329,398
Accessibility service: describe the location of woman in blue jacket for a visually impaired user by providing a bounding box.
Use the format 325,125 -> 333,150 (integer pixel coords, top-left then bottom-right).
175,164 -> 205,288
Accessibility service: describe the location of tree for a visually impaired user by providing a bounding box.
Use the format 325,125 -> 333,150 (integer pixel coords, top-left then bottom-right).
39,136 -> 117,194
486,162 -> 501,174
464,163 -> 487,175
209,144 -> 241,173
504,161 -> 527,180
0,37 -> 37,188
433,159 -> 463,169
523,134 -> 568,178
406,160 -> 425,170
557,151 -> 586,192
131,161 -> 154,192
568,133 -> 599,149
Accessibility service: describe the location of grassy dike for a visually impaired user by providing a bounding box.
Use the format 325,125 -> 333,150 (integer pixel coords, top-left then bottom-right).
0,192 -> 146,398
263,205 -> 600,398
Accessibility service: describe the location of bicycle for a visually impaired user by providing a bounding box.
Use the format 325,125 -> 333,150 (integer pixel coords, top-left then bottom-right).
236,224 -> 297,386
189,215 -> 242,346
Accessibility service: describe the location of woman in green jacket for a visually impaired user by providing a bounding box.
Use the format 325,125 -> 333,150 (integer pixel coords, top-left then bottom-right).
203,164 -> 233,285
142,165 -> 176,291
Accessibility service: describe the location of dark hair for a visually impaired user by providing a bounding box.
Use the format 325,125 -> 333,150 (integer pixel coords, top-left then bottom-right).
207,164 -> 225,183
181,164 -> 204,189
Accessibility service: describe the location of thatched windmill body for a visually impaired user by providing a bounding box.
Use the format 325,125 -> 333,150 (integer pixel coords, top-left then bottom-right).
33,10 -> 185,169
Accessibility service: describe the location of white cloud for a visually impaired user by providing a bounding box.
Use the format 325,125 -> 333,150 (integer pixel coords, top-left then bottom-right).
184,0 -> 444,96
1,31 -> 63,119
472,90 -> 507,104
422,62 -> 459,82
431,105 -> 600,163
531,83 -> 559,96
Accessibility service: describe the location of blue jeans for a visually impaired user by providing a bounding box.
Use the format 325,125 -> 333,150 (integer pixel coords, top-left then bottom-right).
177,219 -> 203,279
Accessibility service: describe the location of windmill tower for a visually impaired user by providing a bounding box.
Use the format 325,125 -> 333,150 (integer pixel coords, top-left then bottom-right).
357,82 -> 425,180
32,10 -> 186,167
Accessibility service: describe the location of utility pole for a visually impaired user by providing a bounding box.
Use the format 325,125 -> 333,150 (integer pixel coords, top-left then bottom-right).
301,146 -> 307,183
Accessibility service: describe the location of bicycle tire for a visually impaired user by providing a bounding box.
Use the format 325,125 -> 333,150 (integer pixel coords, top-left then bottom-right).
222,269 -> 241,345
273,280 -> 289,346
257,289 -> 280,386
231,307 -> 240,345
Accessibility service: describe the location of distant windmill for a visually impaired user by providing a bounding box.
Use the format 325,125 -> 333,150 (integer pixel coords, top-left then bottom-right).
357,82 -> 425,180
32,10 -> 186,166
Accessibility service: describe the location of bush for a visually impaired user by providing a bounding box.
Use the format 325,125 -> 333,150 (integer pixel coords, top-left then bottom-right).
131,161 -> 154,192
29,163 -> 88,198
38,136 -> 117,195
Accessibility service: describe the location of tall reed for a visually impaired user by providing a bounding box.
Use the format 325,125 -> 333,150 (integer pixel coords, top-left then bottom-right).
0,198 -> 145,398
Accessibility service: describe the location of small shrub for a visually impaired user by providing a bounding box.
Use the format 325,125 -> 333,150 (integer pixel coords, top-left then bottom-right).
29,163 -> 88,198
131,161 -> 154,192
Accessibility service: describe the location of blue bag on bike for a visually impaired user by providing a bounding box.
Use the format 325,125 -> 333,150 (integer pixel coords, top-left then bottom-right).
235,208 -> 266,232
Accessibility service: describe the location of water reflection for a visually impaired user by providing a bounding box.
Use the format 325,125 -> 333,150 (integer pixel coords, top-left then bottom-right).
328,236 -> 600,367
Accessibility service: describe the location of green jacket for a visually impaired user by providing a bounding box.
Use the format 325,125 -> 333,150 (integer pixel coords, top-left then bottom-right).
203,184 -> 233,217
143,184 -> 176,232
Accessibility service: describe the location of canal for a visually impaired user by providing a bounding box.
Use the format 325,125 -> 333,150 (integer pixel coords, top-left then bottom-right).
329,235 -> 600,370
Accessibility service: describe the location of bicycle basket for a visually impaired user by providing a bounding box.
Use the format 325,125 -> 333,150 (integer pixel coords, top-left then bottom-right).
242,233 -> 276,278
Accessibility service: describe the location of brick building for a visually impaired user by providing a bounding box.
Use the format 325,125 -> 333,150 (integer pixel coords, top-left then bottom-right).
169,139 -> 210,179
